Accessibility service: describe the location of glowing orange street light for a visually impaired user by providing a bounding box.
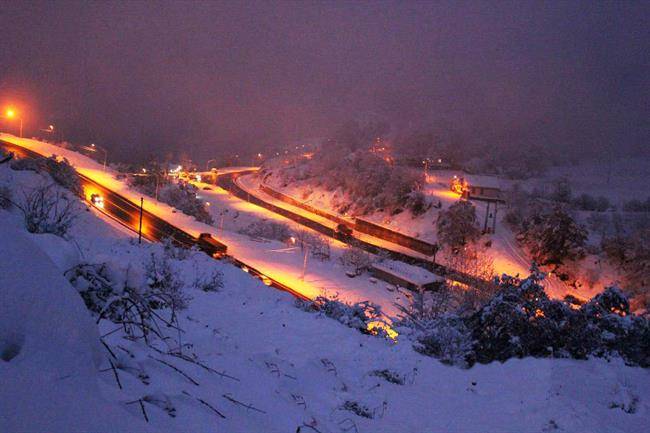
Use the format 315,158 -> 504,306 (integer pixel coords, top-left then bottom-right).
4,107 -> 23,137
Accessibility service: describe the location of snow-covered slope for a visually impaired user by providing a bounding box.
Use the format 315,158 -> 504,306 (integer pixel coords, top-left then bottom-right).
1,149 -> 649,433
0,221 -> 157,433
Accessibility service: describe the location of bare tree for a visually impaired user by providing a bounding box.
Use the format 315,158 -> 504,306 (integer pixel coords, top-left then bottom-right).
339,246 -> 373,275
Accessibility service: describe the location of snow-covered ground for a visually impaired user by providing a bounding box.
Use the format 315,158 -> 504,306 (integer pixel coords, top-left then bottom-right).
2,158 -> 649,433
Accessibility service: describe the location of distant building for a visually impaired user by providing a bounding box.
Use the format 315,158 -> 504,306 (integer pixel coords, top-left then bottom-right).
370,261 -> 445,292
465,184 -> 504,202
451,175 -> 505,202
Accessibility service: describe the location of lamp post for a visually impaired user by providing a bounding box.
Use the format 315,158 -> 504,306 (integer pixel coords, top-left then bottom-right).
82,143 -> 108,171
206,158 -> 217,171
4,108 -> 23,137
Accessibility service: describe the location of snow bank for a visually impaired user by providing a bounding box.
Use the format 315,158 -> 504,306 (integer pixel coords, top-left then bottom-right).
0,222 -> 156,433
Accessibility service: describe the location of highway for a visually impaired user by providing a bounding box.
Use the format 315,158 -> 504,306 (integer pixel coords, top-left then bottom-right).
0,139 -> 309,301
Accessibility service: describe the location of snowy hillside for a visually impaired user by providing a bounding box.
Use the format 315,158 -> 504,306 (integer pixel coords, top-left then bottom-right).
1,142 -> 649,433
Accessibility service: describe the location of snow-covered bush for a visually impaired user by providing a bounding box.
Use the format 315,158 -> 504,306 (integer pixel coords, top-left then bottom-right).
157,181 -> 214,224
44,156 -> 82,196
10,157 -> 43,172
437,200 -> 480,251
10,156 -> 81,195
397,272 -> 650,368
413,316 -> 473,367
405,190 -> 430,216
518,205 -> 587,267
238,220 -> 292,242
339,246 -> 373,275
67,252 -> 191,343
192,268 -> 224,292
17,183 -> 79,237
467,276 -> 650,367
145,252 -> 190,312
297,296 -> 386,335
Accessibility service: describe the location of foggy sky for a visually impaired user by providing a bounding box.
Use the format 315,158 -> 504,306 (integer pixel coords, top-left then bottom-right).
0,0 -> 648,162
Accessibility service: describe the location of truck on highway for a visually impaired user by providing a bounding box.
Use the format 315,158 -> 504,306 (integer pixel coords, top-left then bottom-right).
196,233 -> 228,258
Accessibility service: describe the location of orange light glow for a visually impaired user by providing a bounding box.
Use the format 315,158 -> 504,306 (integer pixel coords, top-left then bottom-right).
5,108 -> 15,118
367,321 -> 398,340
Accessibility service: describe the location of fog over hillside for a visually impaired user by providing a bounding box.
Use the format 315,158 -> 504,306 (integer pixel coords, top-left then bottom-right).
0,1 -> 648,162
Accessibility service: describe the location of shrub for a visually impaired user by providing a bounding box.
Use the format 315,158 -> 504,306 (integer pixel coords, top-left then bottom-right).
339,246 -> 373,275
145,252 -> 190,312
300,296 -> 386,334
518,206 -> 587,267
437,200 -> 480,251
158,181 -> 213,224
413,316 -> 473,367
10,157 -> 44,172
44,156 -> 82,196
238,220 -> 292,242
405,190 -> 430,216
66,259 -> 191,344
193,268 -> 224,292
17,183 -> 79,237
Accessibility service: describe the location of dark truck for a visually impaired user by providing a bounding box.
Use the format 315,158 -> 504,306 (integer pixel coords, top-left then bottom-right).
334,223 -> 354,240
196,233 -> 228,258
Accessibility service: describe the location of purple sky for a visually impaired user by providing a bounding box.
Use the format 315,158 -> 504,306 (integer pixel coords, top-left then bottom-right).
0,0 -> 648,162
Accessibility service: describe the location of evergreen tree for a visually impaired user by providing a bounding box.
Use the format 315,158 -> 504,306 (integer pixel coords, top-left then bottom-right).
437,200 -> 480,251
519,206 -> 587,267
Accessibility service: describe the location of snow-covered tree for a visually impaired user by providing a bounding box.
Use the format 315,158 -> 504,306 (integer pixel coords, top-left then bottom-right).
519,206 -> 587,267
437,200 -> 480,251
157,181 -> 214,225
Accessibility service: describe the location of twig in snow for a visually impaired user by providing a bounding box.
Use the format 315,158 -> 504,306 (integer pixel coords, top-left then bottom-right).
100,338 -> 117,359
117,344 -> 135,358
148,345 -> 239,381
297,423 -> 324,433
109,359 -> 123,389
148,355 -> 199,386
101,326 -> 123,338
338,418 -> 358,433
197,397 -> 227,419
182,390 -> 227,419
222,393 -> 267,414
125,399 -> 149,423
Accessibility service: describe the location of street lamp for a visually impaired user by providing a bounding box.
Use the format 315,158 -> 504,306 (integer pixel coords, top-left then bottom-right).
81,143 -> 108,171
4,108 -> 23,137
206,158 -> 218,171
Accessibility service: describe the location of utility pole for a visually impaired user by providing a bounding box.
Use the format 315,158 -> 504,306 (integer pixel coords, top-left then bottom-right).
483,201 -> 491,234
492,201 -> 498,234
138,197 -> 144,244
301,245 -> 309,281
